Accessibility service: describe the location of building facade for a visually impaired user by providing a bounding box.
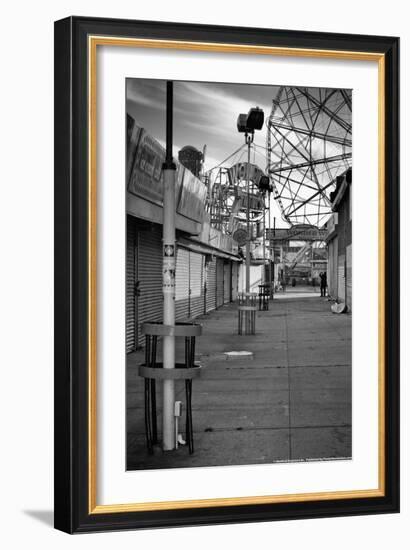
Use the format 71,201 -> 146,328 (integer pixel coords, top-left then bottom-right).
325,168 -> 352,309
126,116 -> 241,352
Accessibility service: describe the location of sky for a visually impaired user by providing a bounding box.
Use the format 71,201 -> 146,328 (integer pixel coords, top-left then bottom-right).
126,79 -> 280,173
126,78 -> 284,222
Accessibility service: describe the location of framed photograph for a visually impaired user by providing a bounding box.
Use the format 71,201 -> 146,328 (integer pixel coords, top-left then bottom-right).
54,16 -> 399,533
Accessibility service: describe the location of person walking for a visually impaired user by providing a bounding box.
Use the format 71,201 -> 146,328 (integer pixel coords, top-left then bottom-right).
319,272 -> 327,297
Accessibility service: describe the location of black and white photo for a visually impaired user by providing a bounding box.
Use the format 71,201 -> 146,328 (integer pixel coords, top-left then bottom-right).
125,79 -> 352,470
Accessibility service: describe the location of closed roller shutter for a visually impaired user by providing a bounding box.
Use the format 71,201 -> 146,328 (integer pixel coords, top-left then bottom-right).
206,258 -> 217,313
126,216 -> 136,353
327,238 -> 338,299
189,251 -> 203,318
326,241 -> 332,296
337,253 -> 346,303
137,226 -> 163,346
223,261 -> 231,303
332,239 -> 338,299
175,247 -> 190,320
216,258 -> 224,308
346,244 -> 352,310
231,262 -> 238,301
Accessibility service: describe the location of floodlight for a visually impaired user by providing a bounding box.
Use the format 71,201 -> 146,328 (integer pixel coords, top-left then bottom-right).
237,114 -> 248,133
237,107 -> 265,134
246,107 -> 264,131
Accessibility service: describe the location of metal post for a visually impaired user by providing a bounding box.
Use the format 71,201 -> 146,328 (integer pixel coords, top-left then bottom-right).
311,243 -> 314,283
245,134 -> 251,297
162,81 -> 176,451
262,193 -> 266,283
272,213 -> 275,293
219,171 -> 223,230
268,194 -> 272,295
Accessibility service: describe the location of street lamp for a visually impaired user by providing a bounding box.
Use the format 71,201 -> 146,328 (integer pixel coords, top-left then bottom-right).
237,107 -> 264,133
236,107 -> 265,300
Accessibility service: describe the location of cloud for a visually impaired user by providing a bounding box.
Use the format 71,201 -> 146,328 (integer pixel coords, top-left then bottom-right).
127,78 -> 276,170
126,80 -> 165,111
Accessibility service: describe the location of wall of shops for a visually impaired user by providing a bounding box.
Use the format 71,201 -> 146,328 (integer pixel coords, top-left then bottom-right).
126,216 -> 240,352
327,237 -> 338,299
326,183 -> 352,309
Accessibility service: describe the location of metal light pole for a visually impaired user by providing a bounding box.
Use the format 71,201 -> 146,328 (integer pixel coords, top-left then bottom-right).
237,108 -> 264,334
268,193 -> 272,295
245,133 -> 252,296
162,81 -> 176,451
262,191 -> 266,283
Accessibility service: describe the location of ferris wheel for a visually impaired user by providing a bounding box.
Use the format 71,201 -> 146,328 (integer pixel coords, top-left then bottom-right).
266,86 -> 352,228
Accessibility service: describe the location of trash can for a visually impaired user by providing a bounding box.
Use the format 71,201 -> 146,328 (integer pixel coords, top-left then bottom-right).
258,284 -> 270,311
237,292 -> 257,335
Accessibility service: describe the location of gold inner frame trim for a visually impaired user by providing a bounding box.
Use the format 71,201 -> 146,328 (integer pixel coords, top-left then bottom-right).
88,35 -> 386,514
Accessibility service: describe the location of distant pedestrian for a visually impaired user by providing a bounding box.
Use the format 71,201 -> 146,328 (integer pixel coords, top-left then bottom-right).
319,272 -> 327,297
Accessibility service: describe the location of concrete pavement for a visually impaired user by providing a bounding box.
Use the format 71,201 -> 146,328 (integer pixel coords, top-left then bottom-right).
127,294 -> 351,470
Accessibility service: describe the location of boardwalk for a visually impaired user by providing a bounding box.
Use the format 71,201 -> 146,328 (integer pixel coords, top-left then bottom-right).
127,295 -> 351,470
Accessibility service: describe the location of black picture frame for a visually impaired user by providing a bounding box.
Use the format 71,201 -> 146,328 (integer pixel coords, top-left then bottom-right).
54,16 -> 400,533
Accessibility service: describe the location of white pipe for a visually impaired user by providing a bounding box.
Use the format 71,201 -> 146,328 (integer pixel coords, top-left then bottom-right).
162,167 -> 176,451
175,414 -> 179,450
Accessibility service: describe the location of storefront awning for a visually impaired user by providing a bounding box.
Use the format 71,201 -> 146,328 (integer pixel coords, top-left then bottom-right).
177,237 -> 242,262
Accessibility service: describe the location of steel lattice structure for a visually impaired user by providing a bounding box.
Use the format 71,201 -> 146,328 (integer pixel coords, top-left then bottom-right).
206,163 -> 265,236
266,86 -> 352,227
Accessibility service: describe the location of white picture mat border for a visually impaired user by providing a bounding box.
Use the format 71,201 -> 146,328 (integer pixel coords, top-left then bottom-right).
96,44 -> 379,505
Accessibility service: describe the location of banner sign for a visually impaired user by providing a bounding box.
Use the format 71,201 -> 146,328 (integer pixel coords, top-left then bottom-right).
127,125 -> 206,224
177,167 -> 207,223
267,224 -> 327,242
128,129 -> 166,205
209,227 -> 221,249
198,212 -> 211,243
325,213 -> 338,239
126,115 -> 142,184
